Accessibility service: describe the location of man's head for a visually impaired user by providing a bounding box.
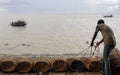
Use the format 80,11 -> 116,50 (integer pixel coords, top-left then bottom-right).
97,19 -> 104,24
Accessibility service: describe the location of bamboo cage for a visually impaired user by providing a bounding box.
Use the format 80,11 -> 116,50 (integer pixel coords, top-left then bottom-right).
16,58 -> 33,73
80,57 -> 102,72
33,58 -> 50,72
0,57 -> 17,72
109,48 -> 120,75
0,48 -> 120,75
66,58 -> 85,72
50,57 -> 67,72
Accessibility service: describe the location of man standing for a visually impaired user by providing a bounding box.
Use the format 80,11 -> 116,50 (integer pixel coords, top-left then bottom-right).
90,19 -> 116,75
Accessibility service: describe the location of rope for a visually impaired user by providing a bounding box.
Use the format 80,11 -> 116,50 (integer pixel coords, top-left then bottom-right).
65,42 -> 101,57
77,42 -> 101,57
92,45 -> 100,56
78,46 -> 90,55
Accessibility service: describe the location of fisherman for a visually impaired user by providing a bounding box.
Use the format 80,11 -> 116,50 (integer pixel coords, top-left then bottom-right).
90,19 -> 116,75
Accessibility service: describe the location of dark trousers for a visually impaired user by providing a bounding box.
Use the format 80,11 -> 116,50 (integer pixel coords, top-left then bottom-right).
103,45 -> 115,75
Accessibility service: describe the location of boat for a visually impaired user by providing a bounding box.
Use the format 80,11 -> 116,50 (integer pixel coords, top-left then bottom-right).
10,20 -> 27,26
103,15 -> 113,18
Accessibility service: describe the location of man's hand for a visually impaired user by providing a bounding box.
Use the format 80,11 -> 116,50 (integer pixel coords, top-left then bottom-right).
96,42 -> 100,47
90,42 -> 94,46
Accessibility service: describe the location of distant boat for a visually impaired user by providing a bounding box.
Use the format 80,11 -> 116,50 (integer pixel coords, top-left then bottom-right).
10,20 -> 27,26
103,15 -> 113,18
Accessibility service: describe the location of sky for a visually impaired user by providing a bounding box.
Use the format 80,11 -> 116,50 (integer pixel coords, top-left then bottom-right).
0,0 -> 120,14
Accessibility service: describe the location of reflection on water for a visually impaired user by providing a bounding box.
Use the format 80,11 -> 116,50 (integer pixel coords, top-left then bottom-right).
0,14 -> 120,55
10,26 -> 27,31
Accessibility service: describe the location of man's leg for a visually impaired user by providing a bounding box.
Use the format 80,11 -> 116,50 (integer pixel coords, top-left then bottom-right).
103,57 -> 111,75
103,46 -> 113,75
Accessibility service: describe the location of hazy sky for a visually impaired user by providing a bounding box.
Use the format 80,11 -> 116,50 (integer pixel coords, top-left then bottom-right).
0,0 -> 119,14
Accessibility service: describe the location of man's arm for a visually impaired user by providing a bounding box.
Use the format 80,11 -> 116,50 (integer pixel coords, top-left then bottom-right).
90,26 -> 99,46
96,39 -> 104,46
